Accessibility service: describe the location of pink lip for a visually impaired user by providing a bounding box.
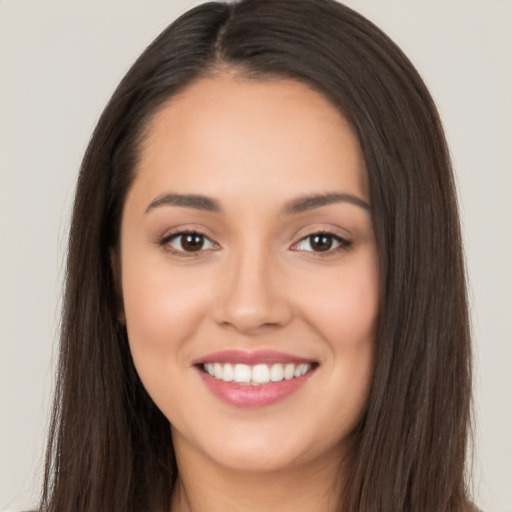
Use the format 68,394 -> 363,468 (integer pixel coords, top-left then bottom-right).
197,368 -> 316,408
193,349 -> 315,366
192,349 -> 318,408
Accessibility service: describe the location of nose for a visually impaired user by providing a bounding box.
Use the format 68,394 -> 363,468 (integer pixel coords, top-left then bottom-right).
211,246 -> 294,335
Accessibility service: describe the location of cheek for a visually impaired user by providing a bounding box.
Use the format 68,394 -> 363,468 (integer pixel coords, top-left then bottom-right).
297,254 -> 378,423
120,255 -> 217,419
299,256 -> 379,349
120,255 -> 212,367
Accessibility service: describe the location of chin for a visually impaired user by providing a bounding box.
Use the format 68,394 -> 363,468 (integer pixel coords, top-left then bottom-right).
206,440 -> 307,474
178,417 -> 343,475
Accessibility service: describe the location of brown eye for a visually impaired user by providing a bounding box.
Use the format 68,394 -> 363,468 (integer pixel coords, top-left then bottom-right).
292,232 -> 351,254
162,231 -> 217,254
180,233 -> 205,252
309,234 -> 334,252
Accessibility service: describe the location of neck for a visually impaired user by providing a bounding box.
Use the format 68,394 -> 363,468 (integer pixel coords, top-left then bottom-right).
170,434 -> 345,512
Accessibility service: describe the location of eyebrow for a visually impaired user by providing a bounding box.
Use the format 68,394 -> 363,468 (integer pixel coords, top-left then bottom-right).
282,192 -> 371,214
146,193 -> 221,213
145,191 -> 370,215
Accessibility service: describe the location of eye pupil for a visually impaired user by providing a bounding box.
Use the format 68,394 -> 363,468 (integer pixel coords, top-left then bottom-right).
181,233 -> 204,251
310,234 -> 333,252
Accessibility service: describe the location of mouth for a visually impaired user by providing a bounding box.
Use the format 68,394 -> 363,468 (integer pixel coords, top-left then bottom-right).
193,349 -> 319,407
199,362 -> 316,385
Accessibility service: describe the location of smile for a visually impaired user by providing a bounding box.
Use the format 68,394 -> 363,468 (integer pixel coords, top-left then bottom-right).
201,362 -> 314,385
194,350 -> 318,407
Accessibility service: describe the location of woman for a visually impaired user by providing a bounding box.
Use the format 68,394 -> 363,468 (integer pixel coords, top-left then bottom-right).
40,0 -> 474,511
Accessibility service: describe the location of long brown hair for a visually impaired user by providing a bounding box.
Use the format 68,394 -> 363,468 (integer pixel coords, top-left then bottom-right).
40,1 -> 473,510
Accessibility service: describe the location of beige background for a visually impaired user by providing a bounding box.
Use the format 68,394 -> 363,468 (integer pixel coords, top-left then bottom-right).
1,1 -> 511,511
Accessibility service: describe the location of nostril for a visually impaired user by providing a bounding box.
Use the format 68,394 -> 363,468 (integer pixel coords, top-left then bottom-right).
217,319 -> 283,335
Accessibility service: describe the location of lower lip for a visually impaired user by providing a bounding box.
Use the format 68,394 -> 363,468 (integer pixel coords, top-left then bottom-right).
197,368 -> 315,408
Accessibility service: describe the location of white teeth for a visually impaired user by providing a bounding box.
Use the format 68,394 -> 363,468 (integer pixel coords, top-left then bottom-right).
270,363 -> 284,382
294,363 -> 309,378
234,364 -> 252,383
252,364 -> 270,384
202,362 -> 313,385
284,363 -> 295,380
221,363 -> 234,382
213,363 -> 223,379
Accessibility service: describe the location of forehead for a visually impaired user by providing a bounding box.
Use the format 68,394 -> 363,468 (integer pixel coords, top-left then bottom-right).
131,75 -> 368,208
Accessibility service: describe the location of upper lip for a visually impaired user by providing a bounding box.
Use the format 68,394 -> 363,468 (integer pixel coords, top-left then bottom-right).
192,349 -> 317,366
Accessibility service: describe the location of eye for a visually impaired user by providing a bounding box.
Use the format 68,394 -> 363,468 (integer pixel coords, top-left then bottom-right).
161,231 -> 218,254
292,232 -> 351,253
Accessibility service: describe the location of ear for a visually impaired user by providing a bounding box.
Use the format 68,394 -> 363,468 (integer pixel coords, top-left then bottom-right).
110,249 -> 126,324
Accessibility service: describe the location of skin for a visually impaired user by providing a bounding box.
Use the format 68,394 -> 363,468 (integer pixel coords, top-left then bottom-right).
117,74 -> 379,512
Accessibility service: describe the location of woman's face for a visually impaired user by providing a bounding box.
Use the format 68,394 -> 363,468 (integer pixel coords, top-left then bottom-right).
118,76 -> 379,474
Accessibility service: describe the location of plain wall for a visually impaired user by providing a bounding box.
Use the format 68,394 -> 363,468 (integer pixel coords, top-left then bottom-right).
1,1 -> 510,511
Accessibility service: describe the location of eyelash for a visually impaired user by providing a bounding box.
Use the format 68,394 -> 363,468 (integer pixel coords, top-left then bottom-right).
159,230 -> 218,257
159,230 -> 352,257
291,230 -> 352,257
